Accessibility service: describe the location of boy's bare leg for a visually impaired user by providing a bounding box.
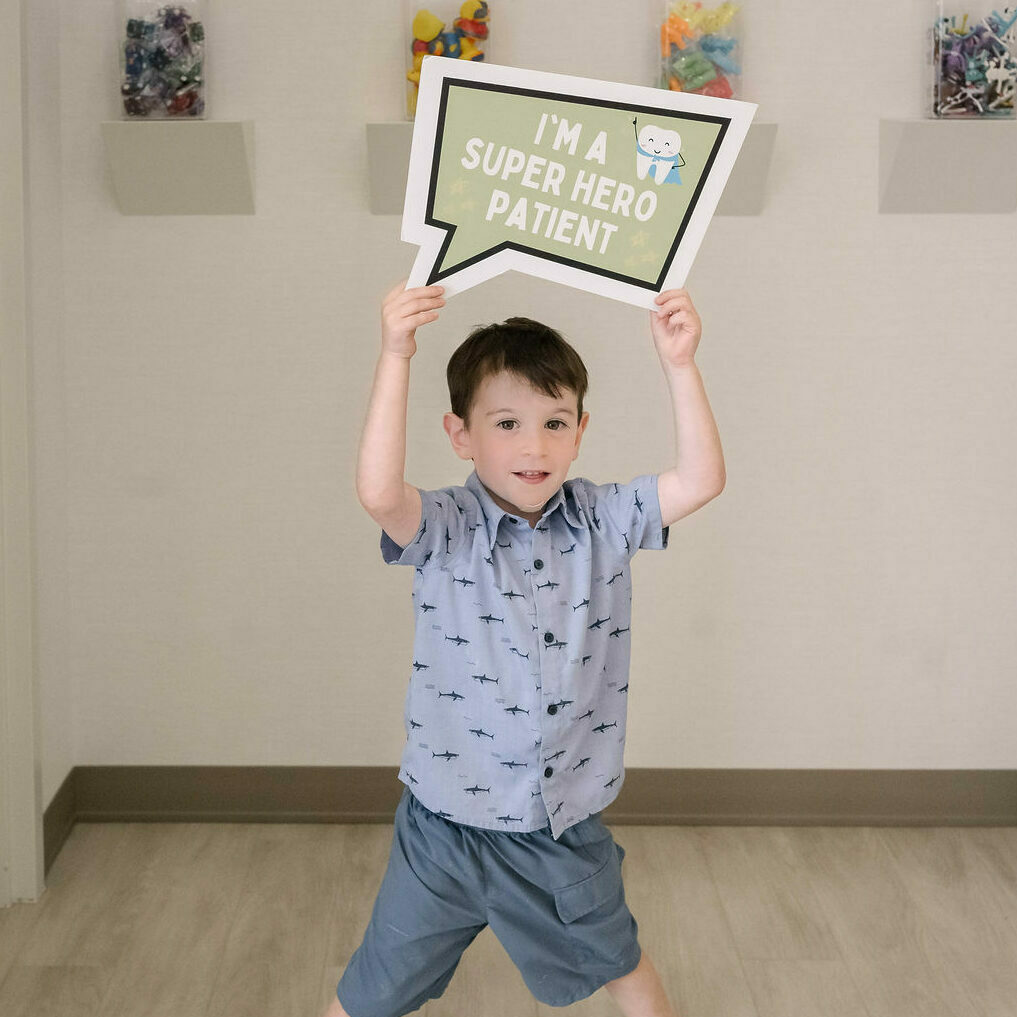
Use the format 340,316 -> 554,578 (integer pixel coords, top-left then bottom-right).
603,950 -> 680,1017
319,992 -> 352,1017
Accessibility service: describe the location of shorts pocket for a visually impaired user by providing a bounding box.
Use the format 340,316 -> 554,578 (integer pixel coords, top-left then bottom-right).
552,844 -> 622,924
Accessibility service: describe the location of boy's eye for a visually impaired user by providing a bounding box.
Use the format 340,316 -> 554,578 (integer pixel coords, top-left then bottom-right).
496,420 -> 566,430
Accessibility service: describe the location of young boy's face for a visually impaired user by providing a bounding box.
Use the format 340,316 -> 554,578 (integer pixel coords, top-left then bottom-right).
444,370 -> 590,526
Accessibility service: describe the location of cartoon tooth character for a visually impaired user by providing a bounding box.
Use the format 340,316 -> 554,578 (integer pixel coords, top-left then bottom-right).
632,117 -> 686,185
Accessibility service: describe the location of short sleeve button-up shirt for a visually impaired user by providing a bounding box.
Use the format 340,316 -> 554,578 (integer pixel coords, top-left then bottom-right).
379,468 -> 670,840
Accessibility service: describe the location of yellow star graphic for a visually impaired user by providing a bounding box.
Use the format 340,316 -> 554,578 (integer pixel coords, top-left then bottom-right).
631,230 -> 650,248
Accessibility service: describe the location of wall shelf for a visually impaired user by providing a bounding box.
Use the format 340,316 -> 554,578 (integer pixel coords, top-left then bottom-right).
101,120 -> 255,215
879,118 -> 1017,213
366,120 -> 778,216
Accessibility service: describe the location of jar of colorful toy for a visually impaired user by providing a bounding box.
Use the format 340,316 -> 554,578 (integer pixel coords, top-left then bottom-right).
404,1 -> 491,119
931,4 -> 1016,116
119,1 -> 206,118
659,1 -> 741,100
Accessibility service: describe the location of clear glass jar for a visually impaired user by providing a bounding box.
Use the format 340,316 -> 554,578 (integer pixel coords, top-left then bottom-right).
659,1 -> 742,99
119,2 -> 206,119
404,1 -> 492,119
931,4 -> 1016,117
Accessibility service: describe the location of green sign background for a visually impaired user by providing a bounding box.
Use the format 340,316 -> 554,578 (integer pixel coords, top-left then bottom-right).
431,83 -> 726,286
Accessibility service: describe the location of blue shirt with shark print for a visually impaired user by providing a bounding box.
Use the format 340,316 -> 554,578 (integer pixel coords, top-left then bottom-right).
379,468 -> 670,841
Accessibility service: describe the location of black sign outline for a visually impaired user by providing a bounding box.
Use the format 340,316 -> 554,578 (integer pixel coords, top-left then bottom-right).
423,78 -> 731,290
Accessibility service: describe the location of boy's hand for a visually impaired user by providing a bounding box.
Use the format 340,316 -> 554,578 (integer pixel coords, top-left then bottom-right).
650,288 -> 702,369
381,279 -> 446,359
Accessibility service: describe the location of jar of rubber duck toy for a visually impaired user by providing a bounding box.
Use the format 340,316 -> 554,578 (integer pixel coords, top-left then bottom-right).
119,1 -> 206,118
659,1 -> 741,100
404,1 -> 491,119
930,3 -> 1016,117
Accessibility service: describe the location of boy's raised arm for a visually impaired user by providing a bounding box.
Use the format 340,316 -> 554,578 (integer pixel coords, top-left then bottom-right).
356,280 -> 445,511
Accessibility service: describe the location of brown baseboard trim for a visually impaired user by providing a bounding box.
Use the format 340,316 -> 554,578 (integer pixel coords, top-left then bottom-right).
45,766 -> 1017,876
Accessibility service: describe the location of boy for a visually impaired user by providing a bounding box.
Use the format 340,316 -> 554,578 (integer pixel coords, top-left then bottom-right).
327,280 -> 725,1017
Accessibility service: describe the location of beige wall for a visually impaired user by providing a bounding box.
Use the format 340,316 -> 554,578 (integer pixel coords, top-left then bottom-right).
22,0 -> 1017,811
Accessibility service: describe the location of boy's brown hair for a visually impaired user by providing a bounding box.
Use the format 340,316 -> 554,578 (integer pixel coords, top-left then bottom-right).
447,317 -> 589,431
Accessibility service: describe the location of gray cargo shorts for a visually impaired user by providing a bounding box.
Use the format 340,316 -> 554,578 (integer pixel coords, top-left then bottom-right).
336,783 -> 641,1015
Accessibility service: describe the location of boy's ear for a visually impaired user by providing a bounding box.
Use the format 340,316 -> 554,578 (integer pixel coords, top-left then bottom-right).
444,411 -> 473,461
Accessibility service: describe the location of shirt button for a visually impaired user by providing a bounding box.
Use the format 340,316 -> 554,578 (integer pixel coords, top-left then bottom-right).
534,559 -> 544,569
544,766 -> 553,778
547,704 -> 557,715
544,632 -> 554,643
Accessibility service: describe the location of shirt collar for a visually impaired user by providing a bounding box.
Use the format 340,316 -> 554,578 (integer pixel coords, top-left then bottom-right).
465,468 -> 582,551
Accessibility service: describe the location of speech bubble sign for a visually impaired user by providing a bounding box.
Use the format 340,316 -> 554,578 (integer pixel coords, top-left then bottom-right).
402,58 -> 756,309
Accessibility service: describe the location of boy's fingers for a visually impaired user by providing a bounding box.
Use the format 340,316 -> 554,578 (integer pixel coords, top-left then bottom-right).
396,287 -> 444,308
655,297 -> 688,316
400,295 -> 445,316
402,284 -> 445,299
408,309 -> 440,327
384,282 -> 443,312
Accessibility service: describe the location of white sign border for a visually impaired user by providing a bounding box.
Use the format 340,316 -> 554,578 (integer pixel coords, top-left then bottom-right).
402,57 -> 757,309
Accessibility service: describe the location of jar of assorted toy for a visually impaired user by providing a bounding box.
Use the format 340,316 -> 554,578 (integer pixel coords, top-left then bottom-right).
658,1 -> 741,99
404,1 -> 491,119
931,4 -> 1016,116
119,1 -> 206,118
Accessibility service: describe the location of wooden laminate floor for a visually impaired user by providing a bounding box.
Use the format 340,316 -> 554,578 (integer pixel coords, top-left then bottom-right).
0,821 -> 1015,1017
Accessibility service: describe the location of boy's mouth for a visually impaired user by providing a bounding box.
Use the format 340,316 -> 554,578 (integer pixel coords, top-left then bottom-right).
514,471 -> 549,483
